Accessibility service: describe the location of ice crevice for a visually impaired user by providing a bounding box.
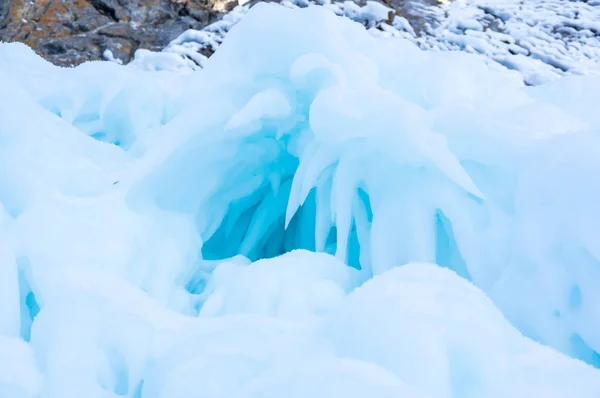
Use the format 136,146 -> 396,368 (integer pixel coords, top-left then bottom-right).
2,3 -> 600,398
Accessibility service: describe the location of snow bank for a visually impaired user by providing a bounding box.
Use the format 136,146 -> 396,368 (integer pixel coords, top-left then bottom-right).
1,2 -> 600,397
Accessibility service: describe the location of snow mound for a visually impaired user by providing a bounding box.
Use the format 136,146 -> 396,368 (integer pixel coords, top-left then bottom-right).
200,250 -> 359,318
1,2 -> 600,396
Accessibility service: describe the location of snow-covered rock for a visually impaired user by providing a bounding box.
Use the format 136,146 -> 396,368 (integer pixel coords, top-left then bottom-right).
137,0 -> 600,85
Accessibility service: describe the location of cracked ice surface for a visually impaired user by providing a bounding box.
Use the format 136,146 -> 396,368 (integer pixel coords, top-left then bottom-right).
2,3 -> 600,398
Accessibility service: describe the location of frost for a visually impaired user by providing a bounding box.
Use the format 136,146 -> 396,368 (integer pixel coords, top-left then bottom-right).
1,2 -> 600,397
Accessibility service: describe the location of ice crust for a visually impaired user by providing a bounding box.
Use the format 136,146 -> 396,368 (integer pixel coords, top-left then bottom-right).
2,3 -> 600,397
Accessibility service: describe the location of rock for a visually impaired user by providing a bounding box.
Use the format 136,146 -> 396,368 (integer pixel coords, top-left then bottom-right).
0,0 -> 228,66
0,0 -> 437,67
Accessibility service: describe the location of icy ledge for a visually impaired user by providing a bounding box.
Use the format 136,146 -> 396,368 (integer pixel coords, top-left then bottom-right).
2,3 -> 600,397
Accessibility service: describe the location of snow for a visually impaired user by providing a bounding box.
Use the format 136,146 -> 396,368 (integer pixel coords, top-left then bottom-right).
139,0 -> 600,85
2,2 -> 600,397
200,250 -> 358,318
432,0 -> 600,84
103,49 -> 123,65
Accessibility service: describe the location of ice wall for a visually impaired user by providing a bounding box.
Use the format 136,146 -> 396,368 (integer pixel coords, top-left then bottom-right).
1,3 -> 600,397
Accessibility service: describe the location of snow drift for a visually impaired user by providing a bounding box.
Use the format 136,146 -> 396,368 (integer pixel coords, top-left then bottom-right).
1,3 -> 600,397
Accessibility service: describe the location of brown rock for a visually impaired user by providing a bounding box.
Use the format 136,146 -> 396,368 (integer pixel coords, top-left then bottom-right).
0,0 -> 224,66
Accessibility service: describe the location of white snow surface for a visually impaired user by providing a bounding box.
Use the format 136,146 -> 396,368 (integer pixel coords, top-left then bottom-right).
131,0 -> 600,85
2,3 -> 600,397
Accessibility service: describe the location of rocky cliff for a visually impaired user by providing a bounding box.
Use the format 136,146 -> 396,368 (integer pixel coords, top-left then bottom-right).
0,0 -> 237,66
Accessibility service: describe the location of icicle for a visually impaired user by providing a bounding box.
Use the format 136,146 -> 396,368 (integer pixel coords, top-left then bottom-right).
224,186 -> 267,238
299,146 -> 338,205
352,188 -> 373,278
331,157 -> 358,263
293,188 -> 317,251
239,180 -> 293,258
315,167 -> 334,253
419,131 -> 485,199
285,140 -> 319,227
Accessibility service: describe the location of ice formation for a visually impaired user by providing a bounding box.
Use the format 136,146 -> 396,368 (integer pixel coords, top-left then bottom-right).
2,2 -> 600,397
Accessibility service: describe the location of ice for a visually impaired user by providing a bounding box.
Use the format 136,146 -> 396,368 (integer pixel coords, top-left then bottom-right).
323,263 -> 600,398
0,336 -> 41,398
229,357 -> 429,398
200,250 -> 357,318
0,206 -> 19,337
2,2 -> 600,397
225,89 -> 292,132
